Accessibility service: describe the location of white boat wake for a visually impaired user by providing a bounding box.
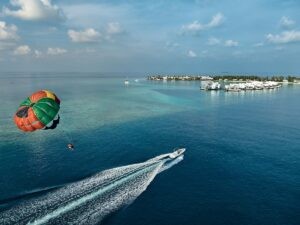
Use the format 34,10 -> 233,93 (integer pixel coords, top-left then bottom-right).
0,152 -> 184,225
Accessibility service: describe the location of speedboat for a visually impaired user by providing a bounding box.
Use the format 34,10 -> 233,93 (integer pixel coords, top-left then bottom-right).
169,148 -> 186,159
146,148 -> 186,162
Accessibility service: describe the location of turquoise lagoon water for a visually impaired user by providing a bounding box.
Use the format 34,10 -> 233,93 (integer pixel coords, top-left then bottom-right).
0,73 -> 299,225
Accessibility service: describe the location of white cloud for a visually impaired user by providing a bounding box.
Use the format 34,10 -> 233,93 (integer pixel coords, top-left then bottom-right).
224,40 -> 239,47
207,37 -> 240,47
207,37 -> 221,45
106,22 -> 124,35
279,16 -> 295,29
183,21 -> 204,32
182,13 -> 224,34
84,48 -> 96,53
63,4 -> 131,29
74,48 -> 96,54
207,13 -> 224,28
68,28 -> 101,43
34,49 -> 43,58
232,51 -> 242,57
3,0 -> 64,21
14,45 -> 31,55
0,21 -> 18,41
275,46 -> 285,51
105,22 -> 125,41
48,26 -> 58,32
266,30 -> 300,44
47,47 -> 67,55
253,42 -> 264,47
166,41 -> 179,49
187,50 -> 197,58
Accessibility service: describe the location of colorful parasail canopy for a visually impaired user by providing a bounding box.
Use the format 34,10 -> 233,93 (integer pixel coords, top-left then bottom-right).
14,90 -> 60,132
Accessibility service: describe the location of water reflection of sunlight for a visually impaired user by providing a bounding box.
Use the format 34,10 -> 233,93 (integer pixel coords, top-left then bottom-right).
208,91 -> 220,103
223,87 -> 284,105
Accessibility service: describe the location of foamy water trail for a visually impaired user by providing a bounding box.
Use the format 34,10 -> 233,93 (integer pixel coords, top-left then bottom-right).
0,153 -> 183,225
159,155 -> 184,173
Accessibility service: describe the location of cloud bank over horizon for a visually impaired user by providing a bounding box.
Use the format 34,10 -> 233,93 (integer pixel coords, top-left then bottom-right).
0,0 -> 300,74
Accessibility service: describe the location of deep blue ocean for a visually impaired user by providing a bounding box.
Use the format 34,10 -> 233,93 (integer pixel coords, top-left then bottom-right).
0,73 -> 299,225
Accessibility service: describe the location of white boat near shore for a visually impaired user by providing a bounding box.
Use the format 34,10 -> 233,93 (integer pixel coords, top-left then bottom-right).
225,81 -> 281,92
201,81 -> 221,90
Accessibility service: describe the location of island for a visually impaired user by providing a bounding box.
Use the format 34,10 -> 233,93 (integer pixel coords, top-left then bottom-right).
147,74 -> 300,92
147,75 -> 300,83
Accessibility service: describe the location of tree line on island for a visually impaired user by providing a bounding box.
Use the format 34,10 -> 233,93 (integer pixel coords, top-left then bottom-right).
212,75 -> 298,82
147,75 -> 299,82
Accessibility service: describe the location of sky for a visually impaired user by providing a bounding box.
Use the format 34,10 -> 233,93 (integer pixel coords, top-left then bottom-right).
0,0 -> 300,74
